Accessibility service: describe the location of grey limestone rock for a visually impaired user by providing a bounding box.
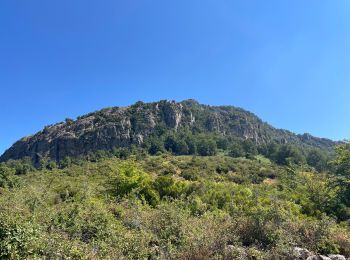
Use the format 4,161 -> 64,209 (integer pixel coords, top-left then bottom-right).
0,99 -> 339,163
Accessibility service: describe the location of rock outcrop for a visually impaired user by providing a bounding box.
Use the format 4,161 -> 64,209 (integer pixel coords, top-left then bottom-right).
0,99 -> 339,163
294,247 -> 312,259
293,247 -> 347,260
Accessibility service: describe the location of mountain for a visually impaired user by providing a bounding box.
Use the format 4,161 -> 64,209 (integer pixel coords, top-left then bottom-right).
0,99 -> 338,163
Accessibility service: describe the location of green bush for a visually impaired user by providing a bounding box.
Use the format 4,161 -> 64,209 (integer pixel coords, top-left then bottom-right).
0,165 -> 20,188
114,162 -> 160,206
0,152 -> 349,258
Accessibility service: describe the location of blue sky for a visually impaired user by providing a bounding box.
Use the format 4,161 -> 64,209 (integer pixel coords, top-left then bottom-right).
1,0 -> 350,155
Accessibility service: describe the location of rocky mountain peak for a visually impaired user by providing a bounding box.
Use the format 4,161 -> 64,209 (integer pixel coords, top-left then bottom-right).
0,99 -> 339,163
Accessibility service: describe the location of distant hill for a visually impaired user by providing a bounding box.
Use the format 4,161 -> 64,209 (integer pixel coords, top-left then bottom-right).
0,99 -> 339,163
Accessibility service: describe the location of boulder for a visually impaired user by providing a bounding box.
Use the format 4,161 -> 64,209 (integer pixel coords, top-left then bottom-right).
328,255 -> 346,260
225,245 -> 247,259
307,255 -> 333,260
307,256 -> 318,260
294,247 -> 312,259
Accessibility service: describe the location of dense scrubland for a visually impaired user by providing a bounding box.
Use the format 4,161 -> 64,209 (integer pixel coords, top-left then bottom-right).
1,142 -> 350,259
0,100 -> 349,259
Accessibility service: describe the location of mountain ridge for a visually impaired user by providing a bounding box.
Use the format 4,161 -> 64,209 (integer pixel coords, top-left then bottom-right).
0,99 -> 339,163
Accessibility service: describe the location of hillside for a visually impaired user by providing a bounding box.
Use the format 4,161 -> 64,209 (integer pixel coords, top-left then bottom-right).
0,100 -> 350,258
1,153 -> 350,258
0,99 -> 338,163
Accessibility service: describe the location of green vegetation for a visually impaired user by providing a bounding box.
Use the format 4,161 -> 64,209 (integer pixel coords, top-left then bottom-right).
0,143 -> 350,259
141,128 -> 332,174
1,100 -> 338,164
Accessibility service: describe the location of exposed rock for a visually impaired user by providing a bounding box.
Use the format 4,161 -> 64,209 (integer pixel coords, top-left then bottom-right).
307,256 -> 318,260
293,247 -> 312,259
328,255 -> 346,260
0,99 -> 340,163
225,245 -> 247,259
307,256 -> 332,260
303,253 -> 346,260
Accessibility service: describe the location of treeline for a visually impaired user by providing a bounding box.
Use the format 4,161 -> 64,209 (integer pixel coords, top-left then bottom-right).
0,129 -> 332,176
143,129 -> 332,171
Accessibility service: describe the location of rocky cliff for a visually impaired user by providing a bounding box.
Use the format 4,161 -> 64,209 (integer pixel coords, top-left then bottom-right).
0,99 -> 338,163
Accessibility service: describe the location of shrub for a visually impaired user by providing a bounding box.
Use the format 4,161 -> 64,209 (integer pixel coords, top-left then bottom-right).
114,162 -> 160,206
0,165 -> 20,188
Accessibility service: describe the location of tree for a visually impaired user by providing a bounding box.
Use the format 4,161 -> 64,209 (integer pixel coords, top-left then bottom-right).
307,149 -> 328,172
6,157 -> 34,175
65,118 -> 74,125
175,139 -> 189,155
147,138 -> 164,155
242,139 -> 258,158
215,136 -> 229,150
164,135 -> 189,155
164,135 -> 177,153
333,143 -> 350,176
264,141 -> 280,161
333,144 -> 350,173
331,143 -> 350,219
228,142 -> 245,158
0,165 -> 19,188
185,135 -> 197,154
59,156 -> 72,169
197,138 -> 217,156
274,144 -> 306,165
112,147 -> 130,159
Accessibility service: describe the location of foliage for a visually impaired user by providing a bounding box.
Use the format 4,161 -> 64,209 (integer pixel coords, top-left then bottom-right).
307,148 -> 329,172
0,164 -> 20,188
330,143 -> 350,219
0,150 -> 349,258
196,137 -> 217,156
228,141 -> 245,158
113,162 -> 160,206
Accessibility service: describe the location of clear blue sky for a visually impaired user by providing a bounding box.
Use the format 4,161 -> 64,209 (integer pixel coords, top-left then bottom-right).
1,0 -> 350,155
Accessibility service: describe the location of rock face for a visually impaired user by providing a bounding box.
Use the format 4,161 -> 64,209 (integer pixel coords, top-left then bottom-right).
0,99 -> 339,163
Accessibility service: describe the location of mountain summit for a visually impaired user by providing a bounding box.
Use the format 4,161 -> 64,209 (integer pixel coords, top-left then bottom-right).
0,99 -> 337,163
